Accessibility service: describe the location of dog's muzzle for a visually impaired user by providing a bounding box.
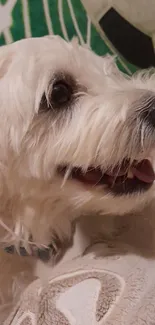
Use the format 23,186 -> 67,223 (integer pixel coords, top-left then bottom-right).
58,159 -> 155,195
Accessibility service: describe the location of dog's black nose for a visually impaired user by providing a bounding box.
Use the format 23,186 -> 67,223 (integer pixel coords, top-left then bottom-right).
148,105 -> 155,127
142,97 -> 155,127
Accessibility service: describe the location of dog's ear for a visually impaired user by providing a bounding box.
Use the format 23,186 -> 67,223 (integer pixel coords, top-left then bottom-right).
0,44 -> 13,79
103,54 -> 127,78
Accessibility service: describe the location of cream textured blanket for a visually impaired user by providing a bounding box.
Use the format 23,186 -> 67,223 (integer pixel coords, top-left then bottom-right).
4,211 -> 155,325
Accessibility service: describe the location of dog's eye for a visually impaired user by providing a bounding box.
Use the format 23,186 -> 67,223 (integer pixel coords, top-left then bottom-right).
52,81 -> 72,106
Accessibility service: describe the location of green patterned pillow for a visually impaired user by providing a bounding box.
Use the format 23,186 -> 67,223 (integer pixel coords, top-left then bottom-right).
0,0 -> 136,74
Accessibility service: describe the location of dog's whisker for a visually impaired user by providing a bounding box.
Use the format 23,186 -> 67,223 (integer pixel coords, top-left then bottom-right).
91,173 -> 105,188
140,122 -> 145,150
71,192 -> 93,209
61,166 -> 72,188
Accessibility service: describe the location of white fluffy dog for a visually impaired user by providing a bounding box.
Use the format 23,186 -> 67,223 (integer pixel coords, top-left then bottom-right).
0,35 -> 155,318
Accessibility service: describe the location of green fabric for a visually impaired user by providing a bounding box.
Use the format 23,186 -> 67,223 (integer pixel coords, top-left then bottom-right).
0,0 -> 137,74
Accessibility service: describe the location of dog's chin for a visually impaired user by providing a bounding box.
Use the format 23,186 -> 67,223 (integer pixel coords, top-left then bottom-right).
57,158 -> 155,195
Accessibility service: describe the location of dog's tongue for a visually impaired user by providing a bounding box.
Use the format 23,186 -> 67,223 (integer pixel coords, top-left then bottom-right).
132,159 -> 155,183
106,159 -> 155,184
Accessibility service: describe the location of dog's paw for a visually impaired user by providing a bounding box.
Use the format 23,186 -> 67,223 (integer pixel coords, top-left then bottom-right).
35,219 -> 76,263
36,230 -> 74,263
4,245 -> 29,256
4,222 -> 75,263
4,239 -> 67,262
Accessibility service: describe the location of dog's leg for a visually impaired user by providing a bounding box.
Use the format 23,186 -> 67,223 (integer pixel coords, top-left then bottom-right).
14,197 -> 76,264
0,248 -> 35,322
32,212 -> 75,263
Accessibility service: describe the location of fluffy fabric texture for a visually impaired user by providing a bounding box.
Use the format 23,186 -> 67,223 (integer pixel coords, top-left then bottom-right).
0,0 -> 135,74
4,210 -> 155,325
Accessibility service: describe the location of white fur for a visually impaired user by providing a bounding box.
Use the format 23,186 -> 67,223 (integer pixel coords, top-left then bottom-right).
0,36 -> 155,319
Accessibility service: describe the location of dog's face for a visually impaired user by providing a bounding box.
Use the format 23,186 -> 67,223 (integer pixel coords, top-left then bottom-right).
0,35 -> 155,221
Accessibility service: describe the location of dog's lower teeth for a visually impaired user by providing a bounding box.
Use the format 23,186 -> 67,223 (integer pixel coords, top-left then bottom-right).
127,170 -> 134,179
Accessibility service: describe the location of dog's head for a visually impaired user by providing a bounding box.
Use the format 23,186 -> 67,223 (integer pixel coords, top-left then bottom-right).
0,36 -> 155,218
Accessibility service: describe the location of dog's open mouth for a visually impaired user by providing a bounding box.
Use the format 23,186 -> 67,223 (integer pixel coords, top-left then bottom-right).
58,159 -> 155,195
